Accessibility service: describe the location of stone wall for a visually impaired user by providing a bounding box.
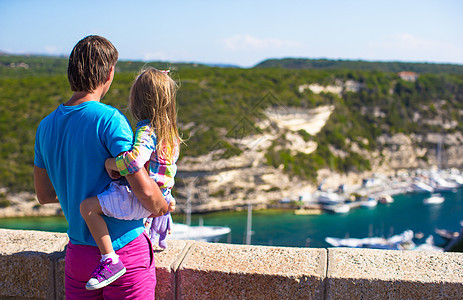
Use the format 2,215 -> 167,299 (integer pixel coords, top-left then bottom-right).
1,229 -> 462,299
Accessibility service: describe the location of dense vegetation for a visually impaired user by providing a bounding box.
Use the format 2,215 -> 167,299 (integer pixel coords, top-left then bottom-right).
0,55 -> 207,79
256,58 -> 463,74
1,55 -> 463,192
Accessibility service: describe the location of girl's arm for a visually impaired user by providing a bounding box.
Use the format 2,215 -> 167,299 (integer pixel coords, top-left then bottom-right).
111,124 -> 168,216
115,124 -> 154,176
105,151 -> 168,216
105,124 -> 153,179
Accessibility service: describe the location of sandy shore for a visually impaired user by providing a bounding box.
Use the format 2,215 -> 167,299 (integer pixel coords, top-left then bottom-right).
0,189 -> 62,218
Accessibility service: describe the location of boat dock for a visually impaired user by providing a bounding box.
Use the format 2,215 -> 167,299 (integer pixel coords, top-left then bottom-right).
289,168 -> 463,215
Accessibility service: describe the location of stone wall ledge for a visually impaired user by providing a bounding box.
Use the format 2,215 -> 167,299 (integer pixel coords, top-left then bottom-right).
0,229 -> 462,299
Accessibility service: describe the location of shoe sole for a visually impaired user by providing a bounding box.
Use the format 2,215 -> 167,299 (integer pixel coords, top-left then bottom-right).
85,267 -> 127,290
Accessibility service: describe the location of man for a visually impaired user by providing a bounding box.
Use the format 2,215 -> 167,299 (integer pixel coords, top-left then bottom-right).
34,35 -> 166,299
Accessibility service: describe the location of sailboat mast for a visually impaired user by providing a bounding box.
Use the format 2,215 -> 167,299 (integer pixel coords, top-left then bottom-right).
245,203 -> 252,245
437,135 -> 442,171
186,181 -> 192,226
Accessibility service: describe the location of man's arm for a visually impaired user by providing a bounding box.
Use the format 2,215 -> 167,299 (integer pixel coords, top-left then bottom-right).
34,165 -> 59,204
125,168 -> 168,217
104,158 -> 121,179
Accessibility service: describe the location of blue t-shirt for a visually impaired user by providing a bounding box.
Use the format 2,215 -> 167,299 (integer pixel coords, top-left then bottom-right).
34,101 -> 145,250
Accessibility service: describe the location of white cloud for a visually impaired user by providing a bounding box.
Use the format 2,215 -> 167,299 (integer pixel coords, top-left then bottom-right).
368,33 -> 463,63
378,33 -> 439,49
220,34 -> 302,52
142,51 -> 171,61
44,46 -> 60,55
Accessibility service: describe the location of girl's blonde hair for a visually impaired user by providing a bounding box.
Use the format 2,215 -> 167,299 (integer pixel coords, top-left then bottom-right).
129,67 -> 181,160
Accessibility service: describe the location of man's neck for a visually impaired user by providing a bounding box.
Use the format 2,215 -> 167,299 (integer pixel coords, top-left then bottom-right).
64,90 -> 102,106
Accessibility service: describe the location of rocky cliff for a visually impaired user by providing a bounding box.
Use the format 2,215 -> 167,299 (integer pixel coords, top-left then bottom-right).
2,102 -> 462,217
173,105 -> 463,213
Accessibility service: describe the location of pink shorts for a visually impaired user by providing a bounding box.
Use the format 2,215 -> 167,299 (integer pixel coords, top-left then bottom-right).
65,232 -> 156,299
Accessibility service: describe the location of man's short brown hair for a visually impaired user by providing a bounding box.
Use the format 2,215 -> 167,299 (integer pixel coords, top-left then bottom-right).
67,35 -> 118,92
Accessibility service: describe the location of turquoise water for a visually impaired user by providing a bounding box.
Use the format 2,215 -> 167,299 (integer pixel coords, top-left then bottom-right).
0,215 -> 69,233
1,189 -> 462,248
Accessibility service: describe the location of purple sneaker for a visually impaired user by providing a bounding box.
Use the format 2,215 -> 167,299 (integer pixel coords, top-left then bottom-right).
85,258 -> 126,290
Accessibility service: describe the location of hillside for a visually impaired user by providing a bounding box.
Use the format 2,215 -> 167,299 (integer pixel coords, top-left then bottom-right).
0,54 -> 209,78
255,58 -> 463,74
1,55 -> 463,213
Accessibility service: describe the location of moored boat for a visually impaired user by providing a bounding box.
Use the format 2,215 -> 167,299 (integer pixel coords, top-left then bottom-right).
378,194 -> 394,204
423,193 -> 445,205
410,180 -> 434,193
323,203 -> 350,214
169,223 -> 231,242
325,230 -> 416,250
317,191 -> 346,205
430,172 -> 459,192
435,228 -> 459,241
360,197 -> 378,208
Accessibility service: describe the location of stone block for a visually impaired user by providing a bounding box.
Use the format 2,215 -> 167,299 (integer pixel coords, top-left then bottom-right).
55,256 -> 66,300
327,248 -> 463,299
153,239 -> 193,299
178,242 -> 326,299
0,229 -> 68,299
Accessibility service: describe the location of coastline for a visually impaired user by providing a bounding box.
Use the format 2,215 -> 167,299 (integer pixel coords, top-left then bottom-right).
0,189 -> 62,218
0,166 -> 458,219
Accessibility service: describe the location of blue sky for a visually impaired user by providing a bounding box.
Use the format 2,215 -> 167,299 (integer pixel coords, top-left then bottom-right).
1,0 -> 462,67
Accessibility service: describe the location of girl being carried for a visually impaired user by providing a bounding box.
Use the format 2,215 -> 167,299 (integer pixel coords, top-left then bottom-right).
80,68 -> 181,290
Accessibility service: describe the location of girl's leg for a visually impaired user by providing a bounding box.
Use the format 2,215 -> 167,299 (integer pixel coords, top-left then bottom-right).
80,196 -> 126,290
80,196 -> 114,255
104,232 -> 155,299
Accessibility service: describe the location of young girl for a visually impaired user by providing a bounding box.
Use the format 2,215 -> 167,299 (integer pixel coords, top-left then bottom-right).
79,67 -> 181,290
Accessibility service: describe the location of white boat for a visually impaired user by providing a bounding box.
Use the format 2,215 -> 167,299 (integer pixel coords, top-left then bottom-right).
435,228 -> 460,241
410,180 -> 434,193
360,197 -> 378,208
378,194 -> 394,204
430,172 -> 459,192
170,223 -> 231,242
387,230 -> 415,246
325,236 -> 387,248
423,193 -> 445,205
317,191 -> 345,205
442,171 -> 463,186
325,230 -> 415,250
169,182 -> 230,242
413,235 -> 443,252
323,203 -> 350,214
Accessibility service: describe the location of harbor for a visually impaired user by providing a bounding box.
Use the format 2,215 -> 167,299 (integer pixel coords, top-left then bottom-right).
185,166 -> 463,251
214,186 -> 463,249
1,183 -> 462,250
0,167 -> 462,251
290,168 -> 463,217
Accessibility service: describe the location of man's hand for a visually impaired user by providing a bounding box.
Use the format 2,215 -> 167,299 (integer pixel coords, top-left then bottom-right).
106,168 -> 121,179
168,198 -> 176,212
147,198 -> 175,218
34,166 -> 59,204
126,168 -> 168,217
